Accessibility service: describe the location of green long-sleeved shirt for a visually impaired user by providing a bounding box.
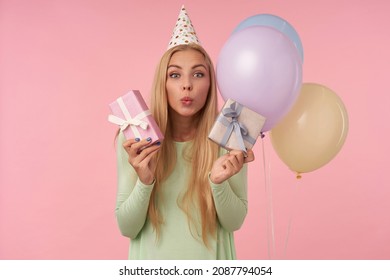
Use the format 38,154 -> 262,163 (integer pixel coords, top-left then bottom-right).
115,133 -> 248,259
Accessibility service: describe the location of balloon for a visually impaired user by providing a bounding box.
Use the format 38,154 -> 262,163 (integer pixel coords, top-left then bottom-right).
233,14 -> 304,62
270,83 -> 349,177
216,26 -> 302,132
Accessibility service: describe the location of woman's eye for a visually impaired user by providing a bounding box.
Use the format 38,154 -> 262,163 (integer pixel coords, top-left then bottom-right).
194,72 -> 204,78
169,73 -> 180,78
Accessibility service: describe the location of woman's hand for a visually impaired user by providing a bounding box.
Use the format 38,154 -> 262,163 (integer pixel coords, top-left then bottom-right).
122,137 -> 161,185
210,149 -> 254,184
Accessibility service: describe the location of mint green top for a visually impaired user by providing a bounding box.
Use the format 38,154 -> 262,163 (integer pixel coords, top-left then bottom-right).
115,133 -> 248,260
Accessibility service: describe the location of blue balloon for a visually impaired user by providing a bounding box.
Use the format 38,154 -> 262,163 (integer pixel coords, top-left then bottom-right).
233,14 -> 304,62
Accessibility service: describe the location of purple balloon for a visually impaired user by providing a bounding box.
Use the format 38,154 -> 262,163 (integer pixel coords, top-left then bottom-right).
216,26 -> 302,132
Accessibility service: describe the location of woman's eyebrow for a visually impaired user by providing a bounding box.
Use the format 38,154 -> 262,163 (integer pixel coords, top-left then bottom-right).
167,64 -> 207,70
192,64 -> 207,70
167,64 -> 181,69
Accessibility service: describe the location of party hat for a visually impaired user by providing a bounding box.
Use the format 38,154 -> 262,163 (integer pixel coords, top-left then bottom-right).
167,5 -> 201,49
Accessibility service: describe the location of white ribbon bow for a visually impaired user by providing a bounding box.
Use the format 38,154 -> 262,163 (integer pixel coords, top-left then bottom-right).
108,96 -> 151,139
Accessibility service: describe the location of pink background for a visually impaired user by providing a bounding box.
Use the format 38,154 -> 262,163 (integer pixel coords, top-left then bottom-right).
1,0 -> 389,259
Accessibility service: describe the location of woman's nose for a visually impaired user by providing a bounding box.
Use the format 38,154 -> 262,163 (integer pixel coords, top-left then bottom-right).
182,78 -> 192,91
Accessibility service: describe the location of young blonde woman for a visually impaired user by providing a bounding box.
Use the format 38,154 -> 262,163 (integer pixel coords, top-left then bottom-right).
115,6 -> 254,260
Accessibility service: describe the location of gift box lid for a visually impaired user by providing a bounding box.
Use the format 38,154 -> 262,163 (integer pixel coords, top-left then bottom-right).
108,90 -> 164,143
208,98 -> 266,151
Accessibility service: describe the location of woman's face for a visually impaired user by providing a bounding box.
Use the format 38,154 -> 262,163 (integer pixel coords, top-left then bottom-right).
166,49 -> 210,119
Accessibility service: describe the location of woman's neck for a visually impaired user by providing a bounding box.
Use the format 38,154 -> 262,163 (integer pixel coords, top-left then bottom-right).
169,113 -> 199,142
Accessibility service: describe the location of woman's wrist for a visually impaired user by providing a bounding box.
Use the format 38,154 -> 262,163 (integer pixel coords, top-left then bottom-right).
139,176 -> 156,186
209,172 -> 222,185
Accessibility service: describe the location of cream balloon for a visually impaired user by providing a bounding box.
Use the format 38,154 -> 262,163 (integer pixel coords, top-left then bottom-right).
270,83 -> 349,177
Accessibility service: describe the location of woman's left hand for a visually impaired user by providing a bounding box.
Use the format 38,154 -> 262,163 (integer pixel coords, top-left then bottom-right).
209,149 -> 255,184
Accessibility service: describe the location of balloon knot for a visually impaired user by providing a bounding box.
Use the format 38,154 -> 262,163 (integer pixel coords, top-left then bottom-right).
260,132 -> 265,139
296,173 -> 302,179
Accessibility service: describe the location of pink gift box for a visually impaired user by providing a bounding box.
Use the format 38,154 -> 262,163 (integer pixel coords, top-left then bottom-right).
208,99 -> 266,152
108,90 -> 164,144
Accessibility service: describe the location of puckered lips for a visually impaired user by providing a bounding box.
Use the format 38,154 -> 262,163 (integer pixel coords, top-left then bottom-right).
180,96 -> 193,105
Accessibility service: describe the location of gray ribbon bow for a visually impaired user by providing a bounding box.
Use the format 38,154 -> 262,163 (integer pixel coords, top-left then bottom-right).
218,101 -> 256,152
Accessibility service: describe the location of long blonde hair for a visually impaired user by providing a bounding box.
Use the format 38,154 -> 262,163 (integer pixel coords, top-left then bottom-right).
149,44 -> 219,247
